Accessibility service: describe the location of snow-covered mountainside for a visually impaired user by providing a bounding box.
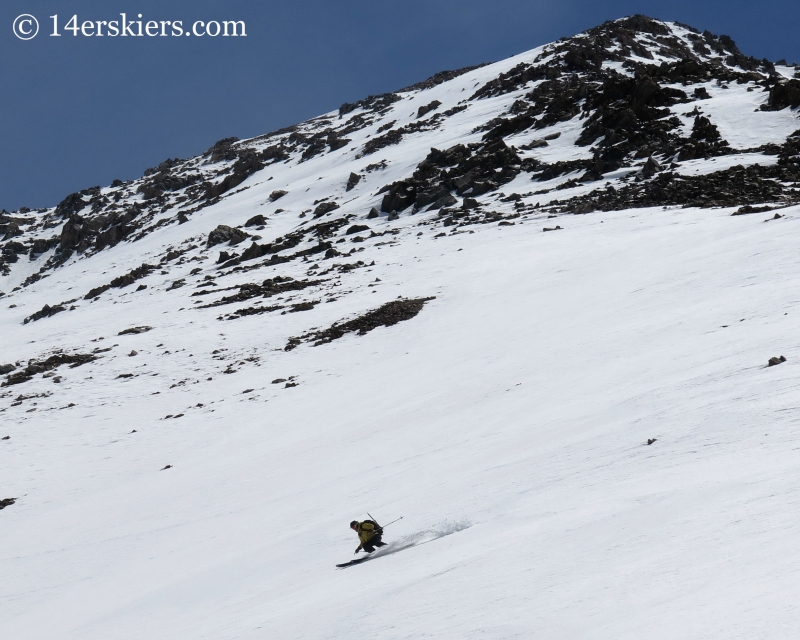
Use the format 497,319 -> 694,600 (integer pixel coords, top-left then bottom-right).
3,15 -> 800,638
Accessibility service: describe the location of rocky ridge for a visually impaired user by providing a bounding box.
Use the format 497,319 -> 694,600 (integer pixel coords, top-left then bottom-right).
1,15 -> 799,393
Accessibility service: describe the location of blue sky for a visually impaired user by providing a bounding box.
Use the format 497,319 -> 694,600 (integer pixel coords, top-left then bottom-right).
2,0 -> 799,211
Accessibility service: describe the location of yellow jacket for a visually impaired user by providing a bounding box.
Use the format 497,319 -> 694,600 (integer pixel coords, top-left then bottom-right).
356,521 -> 379,545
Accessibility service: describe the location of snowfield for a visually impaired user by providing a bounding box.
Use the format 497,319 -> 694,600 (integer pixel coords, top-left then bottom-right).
3,15 -> 800,639
4,204 -> 800,638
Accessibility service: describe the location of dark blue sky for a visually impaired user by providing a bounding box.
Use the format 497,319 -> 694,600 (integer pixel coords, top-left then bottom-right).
2,0 -> 799,212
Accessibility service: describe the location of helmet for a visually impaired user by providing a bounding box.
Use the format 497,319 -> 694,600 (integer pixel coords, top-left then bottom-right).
350,520 -> 358,528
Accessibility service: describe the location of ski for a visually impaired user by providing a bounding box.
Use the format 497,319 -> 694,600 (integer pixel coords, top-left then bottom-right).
336,556 -> 372,569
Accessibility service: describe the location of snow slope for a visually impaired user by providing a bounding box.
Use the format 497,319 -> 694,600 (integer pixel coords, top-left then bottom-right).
2,16 -> 800,639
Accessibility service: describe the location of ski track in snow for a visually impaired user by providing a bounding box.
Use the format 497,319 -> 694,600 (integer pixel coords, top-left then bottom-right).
346,520 -> 474,566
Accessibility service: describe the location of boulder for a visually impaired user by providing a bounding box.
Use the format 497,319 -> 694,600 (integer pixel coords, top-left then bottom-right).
641,156 -> 662,178
346,173 -> 362,192
346,224 -> 370,235
432,194 -> 457,209
2,223 -> 21,241
417,100 -> 442,118
207,225 -> 248,248
313,202 -> 340,218
245,214 -> 267,227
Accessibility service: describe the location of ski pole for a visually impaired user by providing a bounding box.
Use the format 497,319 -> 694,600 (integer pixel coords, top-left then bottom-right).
375,516 -> 403,530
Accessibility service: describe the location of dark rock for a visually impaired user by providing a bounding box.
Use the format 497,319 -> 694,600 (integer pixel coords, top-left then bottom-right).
23,304 -> 66,324
363,114 -> 445,156
161,465 -> 172,470
94,224 -> 131,252
387,211 -> 399,221
167,279 -> 186,291
768,355 -> 787,367
543,226 -> 563,231
118,326 -> 152,335
84,263 -> 156,300
0,498 -> 15,510
326,131 -> 351,152
646,438 -> 657,445
346,173 -> 362,192
272,378 -> 287,384
379,138 -> 521,214
462,198 -> 479,210
138,167 -> 201,200
520,139 -> 549,150
764,79 -> 800,111
732,205 -> 774,216
364,160 -> 388,172
398,65 -> 487,92
288,301 -> 316,313
547,163 -> 797,213
431,194 -> 458,209
417,100 -> 442,118
198,276 -> 323,310
285,296 -> 436,350
2,353 -> 96,387
313,202 -> 340,218
693,87 -> 711,99
207,225 -> 249,248
204,137 -> 240,162
2,223 -> 21,241
346,224 -> 370,235
0,364 -> 16,374
269,190 -> 288,201
641,155 -> 662,178
205,151 -> 264,199
59,215 -> 91,254
54,187 -> 99,218
691,115 -> 722,142
367,207 -> 380,219
245,214 -> 267,227
29,238 -> 57,260
338,92 -> 401,118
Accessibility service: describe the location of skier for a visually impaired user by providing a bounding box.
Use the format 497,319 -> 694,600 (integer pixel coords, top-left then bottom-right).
350,519 -> 387,554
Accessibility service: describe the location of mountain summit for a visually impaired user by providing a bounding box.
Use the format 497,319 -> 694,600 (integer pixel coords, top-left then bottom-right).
2,16 -> 800,639
3,15 -> 799,286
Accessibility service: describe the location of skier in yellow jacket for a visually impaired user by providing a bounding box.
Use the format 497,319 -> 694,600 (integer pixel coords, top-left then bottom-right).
350,520 -> 387,554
